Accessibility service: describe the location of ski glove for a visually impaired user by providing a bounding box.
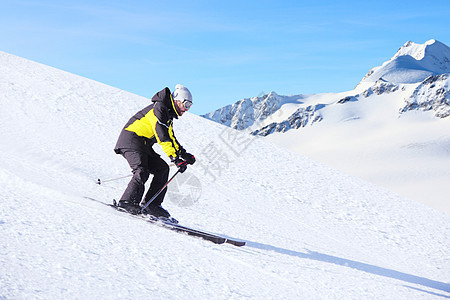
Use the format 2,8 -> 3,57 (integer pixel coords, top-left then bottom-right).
171,156 -> 188,173
181,152 -> 196,165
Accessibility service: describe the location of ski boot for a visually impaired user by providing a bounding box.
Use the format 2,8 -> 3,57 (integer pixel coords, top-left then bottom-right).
143,204 -> 178,224
117,200 -> 142,215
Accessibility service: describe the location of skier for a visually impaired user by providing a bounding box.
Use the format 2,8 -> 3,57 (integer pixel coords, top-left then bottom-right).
114,84 -> 196,218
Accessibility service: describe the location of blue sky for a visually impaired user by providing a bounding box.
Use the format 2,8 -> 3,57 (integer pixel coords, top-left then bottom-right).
1,0 -> 449,114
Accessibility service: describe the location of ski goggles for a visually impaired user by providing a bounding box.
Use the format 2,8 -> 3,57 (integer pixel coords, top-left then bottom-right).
182,99 -> 193,110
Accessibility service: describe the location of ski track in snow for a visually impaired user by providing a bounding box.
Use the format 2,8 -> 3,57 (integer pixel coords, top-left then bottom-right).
1,51 -> 450,299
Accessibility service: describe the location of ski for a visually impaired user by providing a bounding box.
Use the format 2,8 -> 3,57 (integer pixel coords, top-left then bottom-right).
84,197 -> 246,247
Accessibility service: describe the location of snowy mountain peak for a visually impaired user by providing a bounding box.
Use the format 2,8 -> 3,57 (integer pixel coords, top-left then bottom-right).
395,39 -> 449,63
359,39 -> 450,85
201,91 -> 283,130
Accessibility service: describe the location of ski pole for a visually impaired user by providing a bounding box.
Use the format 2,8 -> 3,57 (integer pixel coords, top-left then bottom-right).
97,174 -> 132,185
140,169 -> 181,213
97,163 -> 176,185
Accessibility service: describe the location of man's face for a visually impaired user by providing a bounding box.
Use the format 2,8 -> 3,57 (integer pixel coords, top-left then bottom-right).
175,100 -> 192,116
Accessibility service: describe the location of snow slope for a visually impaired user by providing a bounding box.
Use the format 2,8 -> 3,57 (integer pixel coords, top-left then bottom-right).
265,85 -> 450,214
1,52 -> 450,299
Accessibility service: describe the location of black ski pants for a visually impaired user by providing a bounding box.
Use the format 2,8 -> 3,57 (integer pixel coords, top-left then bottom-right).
119,150 -> 170,206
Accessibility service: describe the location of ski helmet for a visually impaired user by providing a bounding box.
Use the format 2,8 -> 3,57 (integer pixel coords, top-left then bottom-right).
172,84 -> 193,103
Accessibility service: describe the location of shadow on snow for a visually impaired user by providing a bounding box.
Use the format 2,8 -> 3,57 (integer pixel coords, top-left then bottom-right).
245,240 -> 450,296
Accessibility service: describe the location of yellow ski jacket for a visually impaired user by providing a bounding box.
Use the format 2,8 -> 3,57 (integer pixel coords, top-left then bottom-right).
114,87 -> 184,158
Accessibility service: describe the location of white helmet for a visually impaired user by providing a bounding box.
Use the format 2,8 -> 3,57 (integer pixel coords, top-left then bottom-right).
172,84 -> 193,103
